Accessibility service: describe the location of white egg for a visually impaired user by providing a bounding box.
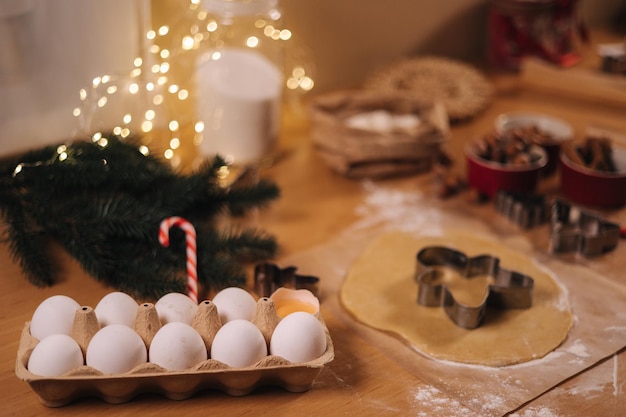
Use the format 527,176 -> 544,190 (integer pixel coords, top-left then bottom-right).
210,319 -> 267,368
27,334 -> 84,376
270,312 -> 327,363
94,292 -> 138,327
30,295 -> 81,340
149,322 -> 207,371
86,324 -> 147,374
155,292 -> 198,325
211,287 -> 257,323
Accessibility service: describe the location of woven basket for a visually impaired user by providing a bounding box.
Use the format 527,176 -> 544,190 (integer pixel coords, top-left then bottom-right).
364,56 -> 493,123
310,90 -> 449,178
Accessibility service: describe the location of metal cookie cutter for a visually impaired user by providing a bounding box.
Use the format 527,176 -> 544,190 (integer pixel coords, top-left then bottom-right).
254,262 -> 320,298
494,191 -> 548,229
550,199 -> 621,256
415,246 -> 534,329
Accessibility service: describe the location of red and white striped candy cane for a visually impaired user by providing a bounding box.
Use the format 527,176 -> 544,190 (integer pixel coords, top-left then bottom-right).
158,216 -> 198,303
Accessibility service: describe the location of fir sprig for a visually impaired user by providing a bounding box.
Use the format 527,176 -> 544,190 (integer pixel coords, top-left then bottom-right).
0,135 -> 280,300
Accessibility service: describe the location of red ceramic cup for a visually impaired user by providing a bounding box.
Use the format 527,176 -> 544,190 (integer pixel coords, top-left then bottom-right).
494,112 -> 573,177
559,144 -> 626,208
465,143 -> 548,198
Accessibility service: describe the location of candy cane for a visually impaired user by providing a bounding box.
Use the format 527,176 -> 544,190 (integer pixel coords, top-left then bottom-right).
159,216 -> 198,303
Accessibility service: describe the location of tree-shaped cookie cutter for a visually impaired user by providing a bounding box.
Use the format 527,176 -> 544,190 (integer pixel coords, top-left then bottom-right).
254,263 -> 320,298
494,191 -> 548,229
415,246 -> 534,329
550,199 -> 621,256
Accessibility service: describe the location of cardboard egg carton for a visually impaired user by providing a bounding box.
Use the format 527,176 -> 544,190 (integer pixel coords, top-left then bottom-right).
15,298 -> 334,407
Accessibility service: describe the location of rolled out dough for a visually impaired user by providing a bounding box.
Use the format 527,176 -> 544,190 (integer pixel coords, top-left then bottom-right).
340,231 -> 573,366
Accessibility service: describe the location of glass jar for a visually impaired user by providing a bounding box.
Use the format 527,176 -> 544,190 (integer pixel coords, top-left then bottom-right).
178,0 -> 287,166
487,0 -> 584,70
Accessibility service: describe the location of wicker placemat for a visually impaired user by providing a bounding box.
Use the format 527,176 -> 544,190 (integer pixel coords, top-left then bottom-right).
364,56 -> 493,122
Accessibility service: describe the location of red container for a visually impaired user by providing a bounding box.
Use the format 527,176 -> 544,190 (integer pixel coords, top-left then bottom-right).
559,146 -> 626,208
494,112 -> 573,177
466,143 -> 547,198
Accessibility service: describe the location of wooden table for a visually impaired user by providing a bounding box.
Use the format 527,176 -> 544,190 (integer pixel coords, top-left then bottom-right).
3,34 -> 626,416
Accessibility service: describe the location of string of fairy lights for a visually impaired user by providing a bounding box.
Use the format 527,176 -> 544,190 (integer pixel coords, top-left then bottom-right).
72,0 -> 314,169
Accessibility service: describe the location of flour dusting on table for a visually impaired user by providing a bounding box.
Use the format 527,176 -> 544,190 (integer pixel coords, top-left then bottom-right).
350,180 -> 443,234
412,385 -> 477,417
509,407 -> 562,417
566,339 -> 590,358
470,393 -> 506,412
613,354 -> 621,397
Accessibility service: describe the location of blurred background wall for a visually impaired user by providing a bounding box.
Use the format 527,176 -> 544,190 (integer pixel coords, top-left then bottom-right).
0,0 -> 624,156
0,0 -> 146,156
280,0 -> 626,92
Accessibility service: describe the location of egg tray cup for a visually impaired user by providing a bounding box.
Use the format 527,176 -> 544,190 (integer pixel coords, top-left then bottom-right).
15,298 -> 335,407
309,90 -> 450,178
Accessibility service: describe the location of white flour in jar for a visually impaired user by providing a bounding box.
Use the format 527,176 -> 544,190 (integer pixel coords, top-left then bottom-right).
196,48 -> 281,164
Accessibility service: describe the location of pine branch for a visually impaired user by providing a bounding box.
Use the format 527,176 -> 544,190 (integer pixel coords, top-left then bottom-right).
0,135 -> 281,299
224,179 -> 281,216
214,226 -> 278,260
0,204 -> 55,286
